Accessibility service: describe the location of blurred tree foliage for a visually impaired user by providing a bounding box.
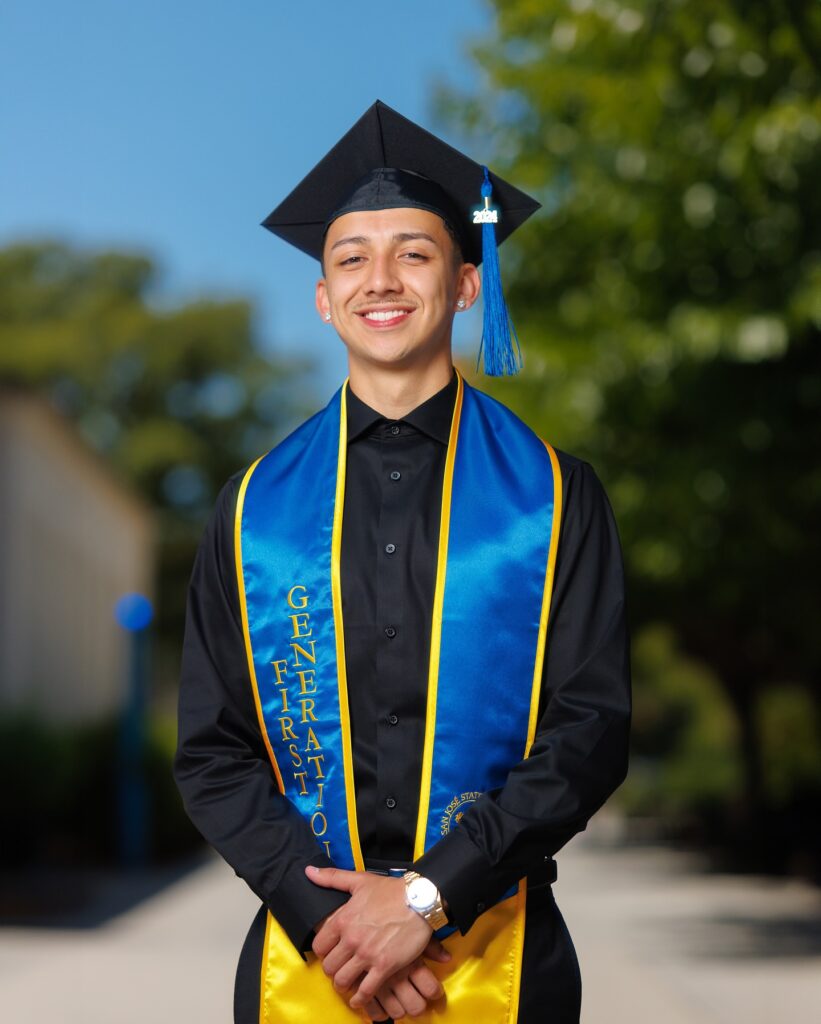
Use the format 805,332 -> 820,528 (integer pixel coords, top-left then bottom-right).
0,714 -> 201,872
446,0 -> 821,871
0,241 -> 313,667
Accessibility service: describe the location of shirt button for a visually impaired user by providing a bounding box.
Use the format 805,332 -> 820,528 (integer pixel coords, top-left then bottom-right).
387,713 -> 399,726
385,797 -> 397,809
384,625 -> 397,639
390,424 -> 400,435
385,543 -> 396,554
390,470 -> 401,481
476,902 -> 486,914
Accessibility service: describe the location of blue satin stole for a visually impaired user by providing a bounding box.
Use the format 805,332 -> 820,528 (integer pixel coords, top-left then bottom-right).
234,369 -> 561,878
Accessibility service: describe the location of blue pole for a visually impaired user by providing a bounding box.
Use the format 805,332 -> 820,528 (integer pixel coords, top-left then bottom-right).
115,593 -> 154,868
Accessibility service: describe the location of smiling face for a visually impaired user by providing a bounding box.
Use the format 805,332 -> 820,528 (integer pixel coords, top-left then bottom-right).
315,207 -> 480,375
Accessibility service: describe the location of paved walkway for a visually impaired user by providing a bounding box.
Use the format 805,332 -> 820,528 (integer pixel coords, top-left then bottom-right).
0,859 -> 259,1023
558,834 -> 821,1024
2,831 -> 820,1022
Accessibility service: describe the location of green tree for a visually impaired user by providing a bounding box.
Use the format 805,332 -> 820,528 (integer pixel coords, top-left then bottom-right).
0,240 -> 313,669
446,0 -> 821,868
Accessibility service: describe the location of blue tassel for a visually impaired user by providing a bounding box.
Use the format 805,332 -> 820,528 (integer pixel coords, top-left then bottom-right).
475,166 -> 523,376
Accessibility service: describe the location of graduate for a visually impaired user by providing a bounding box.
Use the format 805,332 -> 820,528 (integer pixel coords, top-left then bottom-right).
174,100 -> 631,1023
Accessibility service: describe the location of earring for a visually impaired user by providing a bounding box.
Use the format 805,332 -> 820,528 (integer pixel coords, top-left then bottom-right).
324,312 -> 332,321
456,298 -> 466,309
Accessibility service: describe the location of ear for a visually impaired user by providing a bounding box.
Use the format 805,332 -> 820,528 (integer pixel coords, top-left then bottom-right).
455,263 -> 481,311
315,278 -> 331,322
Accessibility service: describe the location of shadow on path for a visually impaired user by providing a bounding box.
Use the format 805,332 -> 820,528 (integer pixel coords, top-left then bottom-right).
651,911 -> 821,960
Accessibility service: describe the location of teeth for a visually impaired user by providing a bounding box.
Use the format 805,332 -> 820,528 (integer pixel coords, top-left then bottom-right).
363,309 -> 408,321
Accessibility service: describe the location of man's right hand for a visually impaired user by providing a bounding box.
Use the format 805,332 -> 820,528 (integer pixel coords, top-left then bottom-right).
309,867 -> 450,1018
313,910 -> 448,1020
361,941 -> 450,1021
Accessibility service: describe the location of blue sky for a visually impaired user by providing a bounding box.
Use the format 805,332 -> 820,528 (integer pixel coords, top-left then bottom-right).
1,1 -> 490,392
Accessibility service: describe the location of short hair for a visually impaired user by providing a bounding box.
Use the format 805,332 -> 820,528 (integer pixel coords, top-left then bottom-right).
441,217 -> 466,270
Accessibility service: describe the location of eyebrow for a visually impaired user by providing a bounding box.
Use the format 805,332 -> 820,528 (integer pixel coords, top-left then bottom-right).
330,231 -> 440,252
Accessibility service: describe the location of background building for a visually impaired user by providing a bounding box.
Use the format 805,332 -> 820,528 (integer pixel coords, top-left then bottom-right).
0,389 -> 154,723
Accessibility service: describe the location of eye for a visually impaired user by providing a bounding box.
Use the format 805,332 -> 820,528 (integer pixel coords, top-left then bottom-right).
401,251 -> 428,261
339,254 -> 365,266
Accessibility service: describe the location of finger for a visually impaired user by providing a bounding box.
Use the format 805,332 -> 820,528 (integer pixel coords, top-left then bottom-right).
350,966 -> 391,1010
365,998 -> 391,1022
423,936 -> 452,963
333,956 -> 367,993
319,940 -> 354,979
391,976 -> 427,1017
408,961 -> 443,1001
305,865 -> 360,892
371,986 -> 405,1020
313,905 -> 342,937
312,924 -> 341,960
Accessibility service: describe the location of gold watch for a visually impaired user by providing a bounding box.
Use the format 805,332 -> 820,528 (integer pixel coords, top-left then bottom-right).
402,870 -> 449,930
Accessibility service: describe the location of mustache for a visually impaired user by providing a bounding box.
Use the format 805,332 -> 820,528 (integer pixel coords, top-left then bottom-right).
353,303 -> 417,313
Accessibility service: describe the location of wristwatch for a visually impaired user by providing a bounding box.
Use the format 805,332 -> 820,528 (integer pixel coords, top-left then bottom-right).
402,870 -> 449,930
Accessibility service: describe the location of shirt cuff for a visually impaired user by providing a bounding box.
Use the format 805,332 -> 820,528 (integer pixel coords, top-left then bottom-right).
266,851 -> 349,958
413,827 -> 504,935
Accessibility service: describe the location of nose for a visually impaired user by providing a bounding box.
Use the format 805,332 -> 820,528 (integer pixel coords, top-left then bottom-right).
363,250 -> 402,296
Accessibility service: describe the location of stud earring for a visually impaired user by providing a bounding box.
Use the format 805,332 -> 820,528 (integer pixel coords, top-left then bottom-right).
456,298 -> 466,310
324,312 -> 332,321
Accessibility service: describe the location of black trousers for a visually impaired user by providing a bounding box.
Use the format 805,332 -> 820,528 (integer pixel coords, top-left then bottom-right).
234,885 -> 581,1023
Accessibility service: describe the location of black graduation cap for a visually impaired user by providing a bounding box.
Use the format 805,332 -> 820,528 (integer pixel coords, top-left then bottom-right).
261,100 -> 541,375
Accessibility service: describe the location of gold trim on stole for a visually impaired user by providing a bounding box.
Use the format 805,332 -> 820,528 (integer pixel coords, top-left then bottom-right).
233,385 -> 365,864
331,380 -> 366,871
235,452 -> 285,792
526,441 -> 563,756
413,369 -> 465,860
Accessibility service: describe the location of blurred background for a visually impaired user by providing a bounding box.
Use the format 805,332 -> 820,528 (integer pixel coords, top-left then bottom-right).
1,1 -> 819,1022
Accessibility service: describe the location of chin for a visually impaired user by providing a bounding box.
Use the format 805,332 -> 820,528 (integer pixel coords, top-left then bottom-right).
350,338 -> 420,367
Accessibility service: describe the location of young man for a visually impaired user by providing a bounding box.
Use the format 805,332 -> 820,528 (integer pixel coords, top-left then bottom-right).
174,101 -> 631,1023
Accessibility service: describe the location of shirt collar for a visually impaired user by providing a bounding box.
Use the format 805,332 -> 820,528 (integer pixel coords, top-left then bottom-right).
345,368 -> 457,445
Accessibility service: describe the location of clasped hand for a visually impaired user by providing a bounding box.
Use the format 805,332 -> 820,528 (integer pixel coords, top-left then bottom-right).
307,865 -> 450,1020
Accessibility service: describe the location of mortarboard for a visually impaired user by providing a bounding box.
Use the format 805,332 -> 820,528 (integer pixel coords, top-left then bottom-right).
261,100 -> 541,376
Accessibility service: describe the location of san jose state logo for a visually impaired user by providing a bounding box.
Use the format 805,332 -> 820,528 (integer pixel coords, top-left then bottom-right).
440,791 -> 482,836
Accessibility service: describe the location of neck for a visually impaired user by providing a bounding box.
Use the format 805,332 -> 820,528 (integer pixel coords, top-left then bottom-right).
346,351 -> 455,420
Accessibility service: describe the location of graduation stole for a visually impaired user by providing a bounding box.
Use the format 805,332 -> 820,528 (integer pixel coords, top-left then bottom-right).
235,369 -> 562,1024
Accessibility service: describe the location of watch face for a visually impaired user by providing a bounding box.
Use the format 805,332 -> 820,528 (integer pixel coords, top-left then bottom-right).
407,876 -> 438,912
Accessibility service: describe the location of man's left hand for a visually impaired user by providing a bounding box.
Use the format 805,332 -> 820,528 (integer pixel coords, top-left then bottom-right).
306,865 -> 450,1012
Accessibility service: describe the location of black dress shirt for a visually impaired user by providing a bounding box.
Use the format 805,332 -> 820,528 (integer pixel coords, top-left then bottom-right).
341,371 -> 457,862
174,368 -> 631,1023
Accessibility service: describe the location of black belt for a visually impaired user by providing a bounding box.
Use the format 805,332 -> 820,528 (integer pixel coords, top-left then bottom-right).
364,856 -> 558,890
